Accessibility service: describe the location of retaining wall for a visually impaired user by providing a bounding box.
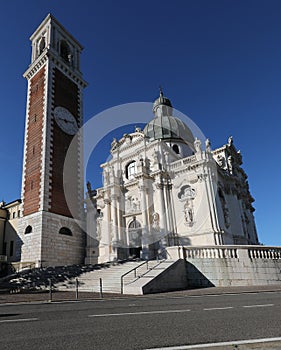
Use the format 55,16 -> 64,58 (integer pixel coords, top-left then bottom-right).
166,245 -> 281,287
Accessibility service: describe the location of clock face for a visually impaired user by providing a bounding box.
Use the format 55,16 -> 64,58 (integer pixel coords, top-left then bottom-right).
54,106 -> 78,135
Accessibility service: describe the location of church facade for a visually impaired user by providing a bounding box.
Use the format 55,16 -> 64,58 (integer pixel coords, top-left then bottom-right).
85,91 -> 258,264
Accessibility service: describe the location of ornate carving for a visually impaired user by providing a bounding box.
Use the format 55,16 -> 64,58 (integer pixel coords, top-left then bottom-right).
151,212 -> 160,231
125,195 -> 140,212
155,183 -> 164,190
178,185 -> 196,201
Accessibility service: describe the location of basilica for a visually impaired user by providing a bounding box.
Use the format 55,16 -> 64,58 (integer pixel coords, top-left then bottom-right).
0,14 -> 259,271
85,90 -> 258,264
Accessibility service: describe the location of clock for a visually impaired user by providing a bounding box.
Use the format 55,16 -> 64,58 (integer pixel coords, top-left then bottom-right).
54,106 -> 78,135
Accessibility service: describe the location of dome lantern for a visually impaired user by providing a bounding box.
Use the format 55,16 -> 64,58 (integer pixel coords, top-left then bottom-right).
152,87 -> 173,117
143,89 -> 195,147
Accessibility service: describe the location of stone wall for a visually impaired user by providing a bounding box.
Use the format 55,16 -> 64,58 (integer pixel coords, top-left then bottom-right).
167,245 -> 281,287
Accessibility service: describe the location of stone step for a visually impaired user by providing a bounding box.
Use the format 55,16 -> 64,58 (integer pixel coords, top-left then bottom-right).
56,260 -> 169,294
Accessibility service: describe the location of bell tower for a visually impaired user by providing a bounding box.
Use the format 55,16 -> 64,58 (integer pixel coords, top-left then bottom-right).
18,14 -> 87,267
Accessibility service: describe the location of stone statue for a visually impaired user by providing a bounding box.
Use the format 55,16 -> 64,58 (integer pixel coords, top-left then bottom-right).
194,138 -> 202,153
205,138 -> 211,152
111,138 -> 118,149
217,155 -> 225,167
153,149 -> 159,164
152,212 -> 160,231
228,156 -> 234,174
184,201 -> 194,226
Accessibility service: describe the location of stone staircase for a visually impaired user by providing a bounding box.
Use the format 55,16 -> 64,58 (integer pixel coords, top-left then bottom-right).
56,259 -> 187,295
123,260 -> 179,294
56,260 -> 160,294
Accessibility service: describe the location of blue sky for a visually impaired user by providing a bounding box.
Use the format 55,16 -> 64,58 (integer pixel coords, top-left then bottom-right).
0,0 -> 280,245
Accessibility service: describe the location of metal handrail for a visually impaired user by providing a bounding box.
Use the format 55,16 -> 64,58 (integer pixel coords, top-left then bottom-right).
120,260 -> 149,294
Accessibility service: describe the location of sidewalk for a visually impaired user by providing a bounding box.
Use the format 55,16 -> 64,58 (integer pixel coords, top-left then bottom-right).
1,285 -> 281,305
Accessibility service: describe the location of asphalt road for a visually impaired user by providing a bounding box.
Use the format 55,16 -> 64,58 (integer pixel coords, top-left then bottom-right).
0,291 -> 281,350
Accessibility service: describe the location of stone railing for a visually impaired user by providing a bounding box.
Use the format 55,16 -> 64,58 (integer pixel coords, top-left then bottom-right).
184,246 -> 238,259
169,155 -> 197,170
248,247 -> 281,259
166,245 -> 281,261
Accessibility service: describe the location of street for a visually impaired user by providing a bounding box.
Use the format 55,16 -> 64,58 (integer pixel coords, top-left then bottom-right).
0,291 -> 281,349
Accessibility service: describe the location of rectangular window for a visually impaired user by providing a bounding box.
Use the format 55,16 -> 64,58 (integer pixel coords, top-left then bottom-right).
18,210 -> 20,218
9,241 -> 14,257
12,212 -> 16,219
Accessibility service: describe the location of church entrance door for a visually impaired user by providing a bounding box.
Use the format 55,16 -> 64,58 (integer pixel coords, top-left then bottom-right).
128,218 -> 142,259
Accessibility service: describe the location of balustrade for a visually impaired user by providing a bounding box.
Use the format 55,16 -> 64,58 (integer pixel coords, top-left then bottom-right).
182,246 -> 281,260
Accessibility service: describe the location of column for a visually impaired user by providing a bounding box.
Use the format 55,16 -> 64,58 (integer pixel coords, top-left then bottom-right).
164,180 -> 174,236
156,180 -> 167,248
139,182 -> 149,259
103,197 -> 111,258
111,194 -> 119,245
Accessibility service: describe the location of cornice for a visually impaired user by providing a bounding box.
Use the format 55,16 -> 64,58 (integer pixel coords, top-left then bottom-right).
23,54 -> 48,80
30,13 -> 84,50
23,50 -> 87,88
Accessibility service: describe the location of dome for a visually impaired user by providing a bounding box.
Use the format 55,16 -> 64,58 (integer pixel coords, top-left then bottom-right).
144,115 -> 195,143
143,90 -> 195,145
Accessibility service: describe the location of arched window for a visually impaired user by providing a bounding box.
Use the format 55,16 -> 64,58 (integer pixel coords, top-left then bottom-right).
25,225 -> 33,234
39,37 -> 46,55
60,40 -> 70,62
59,227 -> 72,236
128,218 -> 141,229
126,161 -> 136,180
172,144 -> 180,154
128,218 -> 142,248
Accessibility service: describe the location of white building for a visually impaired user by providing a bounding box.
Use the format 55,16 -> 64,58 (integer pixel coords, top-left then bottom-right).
85,91 -> 259,264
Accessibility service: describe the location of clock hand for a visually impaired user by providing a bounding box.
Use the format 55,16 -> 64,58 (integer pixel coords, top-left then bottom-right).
59,117 -> 70,123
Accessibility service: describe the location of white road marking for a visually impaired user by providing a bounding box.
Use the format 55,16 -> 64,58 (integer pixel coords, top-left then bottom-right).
203,307 -> 234,311
243,304 -> 274,308
0,317 -> 39,324
145,336 -> 281,349
88,309 -> 191,317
